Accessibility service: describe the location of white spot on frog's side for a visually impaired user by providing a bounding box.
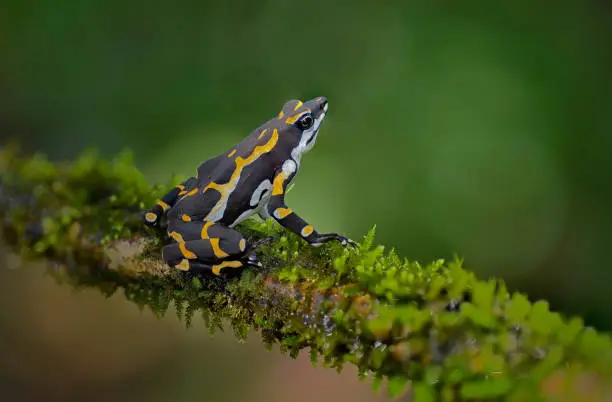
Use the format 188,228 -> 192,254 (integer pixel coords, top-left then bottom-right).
230,179 -> 273,228
250,179 -> 272,207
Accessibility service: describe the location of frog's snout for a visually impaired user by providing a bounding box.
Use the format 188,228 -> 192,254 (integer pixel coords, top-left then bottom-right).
318,97 -> 328,112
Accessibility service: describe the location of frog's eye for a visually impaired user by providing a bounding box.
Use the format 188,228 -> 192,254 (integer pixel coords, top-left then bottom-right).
297,114 -> 314,130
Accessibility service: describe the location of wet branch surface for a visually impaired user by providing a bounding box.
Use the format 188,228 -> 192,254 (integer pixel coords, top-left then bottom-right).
1,145 -> 611,401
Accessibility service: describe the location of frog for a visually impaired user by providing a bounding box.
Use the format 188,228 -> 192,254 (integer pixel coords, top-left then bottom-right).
143,96 -> 356,276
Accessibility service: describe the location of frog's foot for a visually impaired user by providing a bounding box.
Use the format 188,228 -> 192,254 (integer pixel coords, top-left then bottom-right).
235,237 -> 274,270
242,253 -> 264,269
311,233 -> 358,248
244,236 -> 275,254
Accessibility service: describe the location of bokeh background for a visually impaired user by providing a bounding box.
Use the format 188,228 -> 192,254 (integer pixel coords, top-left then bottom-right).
1,1 -> 611,401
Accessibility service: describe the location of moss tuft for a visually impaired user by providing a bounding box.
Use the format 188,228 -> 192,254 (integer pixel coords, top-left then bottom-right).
1,145 -> 612,401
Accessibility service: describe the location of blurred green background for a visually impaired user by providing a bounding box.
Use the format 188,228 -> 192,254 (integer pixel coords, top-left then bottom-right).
1,1 -> 611,401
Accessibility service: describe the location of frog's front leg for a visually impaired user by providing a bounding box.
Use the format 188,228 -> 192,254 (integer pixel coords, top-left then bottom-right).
143,177 -> 198,227
160,221 -> 265,276
266,169 -> 357,247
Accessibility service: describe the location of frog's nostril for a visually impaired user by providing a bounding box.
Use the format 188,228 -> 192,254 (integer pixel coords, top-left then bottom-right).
319,98 -> 328,111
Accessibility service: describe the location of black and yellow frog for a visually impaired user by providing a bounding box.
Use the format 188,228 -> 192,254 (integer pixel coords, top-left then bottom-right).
143,97 -> 355,276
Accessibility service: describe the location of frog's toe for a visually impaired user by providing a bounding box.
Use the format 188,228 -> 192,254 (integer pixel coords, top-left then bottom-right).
333,234 -> 357,248
246,236 -> 276,252
243,253 -> 263,268
342,237 -> 358,248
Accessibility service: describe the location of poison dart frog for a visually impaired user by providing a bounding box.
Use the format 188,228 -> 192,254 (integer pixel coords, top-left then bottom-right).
143,97 -> 356,276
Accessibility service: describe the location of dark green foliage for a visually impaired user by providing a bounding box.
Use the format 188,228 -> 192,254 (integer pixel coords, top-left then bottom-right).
1,145 -> 612,401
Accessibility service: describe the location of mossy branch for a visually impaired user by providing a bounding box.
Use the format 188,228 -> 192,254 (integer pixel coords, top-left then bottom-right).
1,144 -> 611,401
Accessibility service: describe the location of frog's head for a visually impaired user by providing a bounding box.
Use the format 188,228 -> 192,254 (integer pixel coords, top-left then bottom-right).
276,96 -> 328,157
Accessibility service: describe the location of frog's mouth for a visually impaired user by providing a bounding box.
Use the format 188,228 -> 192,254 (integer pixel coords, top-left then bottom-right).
305,128 -> 319,147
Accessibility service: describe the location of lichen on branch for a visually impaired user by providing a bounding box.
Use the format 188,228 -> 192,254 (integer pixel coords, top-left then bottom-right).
1,144 -> 611,401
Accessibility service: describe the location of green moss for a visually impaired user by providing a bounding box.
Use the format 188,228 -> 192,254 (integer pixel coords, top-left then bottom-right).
1,145 -> 612,401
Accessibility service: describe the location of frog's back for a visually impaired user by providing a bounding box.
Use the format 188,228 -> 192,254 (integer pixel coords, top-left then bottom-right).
166,160 -> 225,224
169,122 -> 289,226
211,124 -> 289,225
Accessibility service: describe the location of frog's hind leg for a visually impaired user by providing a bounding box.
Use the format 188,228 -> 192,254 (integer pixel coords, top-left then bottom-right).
143,177 -> 198,227
161,241 -> 252,277
162,221 -> 265,276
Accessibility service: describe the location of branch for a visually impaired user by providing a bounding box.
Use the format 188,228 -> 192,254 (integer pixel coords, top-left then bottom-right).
1,144 -> 611,401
